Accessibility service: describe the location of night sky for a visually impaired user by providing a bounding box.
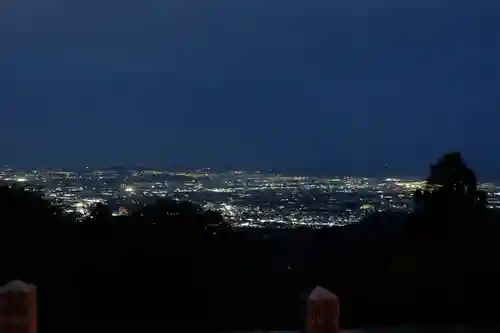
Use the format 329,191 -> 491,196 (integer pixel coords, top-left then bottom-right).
0,0 -> 499,177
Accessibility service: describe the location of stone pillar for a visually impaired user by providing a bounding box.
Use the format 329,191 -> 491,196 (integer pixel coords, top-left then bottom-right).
307,286 -> 340,333
0,280 -> 37,333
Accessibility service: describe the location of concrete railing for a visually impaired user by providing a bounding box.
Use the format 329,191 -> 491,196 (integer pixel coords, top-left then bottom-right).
0,281 -> 341,333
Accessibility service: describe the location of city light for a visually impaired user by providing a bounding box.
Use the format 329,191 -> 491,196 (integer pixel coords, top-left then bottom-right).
0,167 -> 498,229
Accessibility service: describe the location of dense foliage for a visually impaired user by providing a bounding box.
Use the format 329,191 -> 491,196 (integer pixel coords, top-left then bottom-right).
1,152 -> 500,333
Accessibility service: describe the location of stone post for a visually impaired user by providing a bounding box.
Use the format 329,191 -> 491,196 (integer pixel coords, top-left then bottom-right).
307,286 -> 340,333
0,280 -> 37,333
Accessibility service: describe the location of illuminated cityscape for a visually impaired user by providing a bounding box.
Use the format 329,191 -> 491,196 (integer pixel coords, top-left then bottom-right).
2,166 -> 500,228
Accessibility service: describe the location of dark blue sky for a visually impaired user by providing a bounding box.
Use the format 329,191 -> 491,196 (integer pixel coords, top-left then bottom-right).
0,0 -> 499,177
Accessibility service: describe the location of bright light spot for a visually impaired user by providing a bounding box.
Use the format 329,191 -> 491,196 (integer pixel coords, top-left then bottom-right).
16,177 -> 27,182
125,186 -> 134,192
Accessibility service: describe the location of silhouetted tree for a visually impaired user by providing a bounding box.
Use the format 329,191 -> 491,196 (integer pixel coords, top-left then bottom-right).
87,202 -> 112,223
413,152 -> 487,220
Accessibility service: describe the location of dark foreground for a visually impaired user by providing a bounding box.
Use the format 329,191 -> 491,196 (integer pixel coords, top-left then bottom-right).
3,153 -> 500,332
